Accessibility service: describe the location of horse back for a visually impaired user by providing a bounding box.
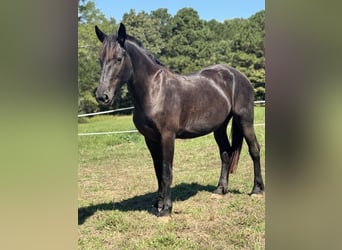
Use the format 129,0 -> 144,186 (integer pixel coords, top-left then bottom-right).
199,64 -> 255,111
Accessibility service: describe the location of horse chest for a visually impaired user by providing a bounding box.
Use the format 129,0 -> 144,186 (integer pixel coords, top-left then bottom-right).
132,112 -> 160,141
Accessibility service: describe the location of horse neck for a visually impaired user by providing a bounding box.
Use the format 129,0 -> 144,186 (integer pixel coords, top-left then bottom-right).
125,41 -> 160,109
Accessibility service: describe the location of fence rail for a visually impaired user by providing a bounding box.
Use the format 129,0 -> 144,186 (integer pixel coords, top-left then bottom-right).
78,106 -> 134,118
78,101 -> 265,118
78,101 -> 265,136
78,130 -> 138,136
78,124 -> 265,137
254,100 -> 265,105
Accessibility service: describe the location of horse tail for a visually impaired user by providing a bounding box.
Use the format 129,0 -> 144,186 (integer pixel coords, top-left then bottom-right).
229,116 -> 244,174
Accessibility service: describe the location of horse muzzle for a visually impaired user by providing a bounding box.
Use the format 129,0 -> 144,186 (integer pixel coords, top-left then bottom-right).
95,90 -> 114,106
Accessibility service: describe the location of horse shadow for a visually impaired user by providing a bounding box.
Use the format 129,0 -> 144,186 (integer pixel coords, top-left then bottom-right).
78,182 -> 242,224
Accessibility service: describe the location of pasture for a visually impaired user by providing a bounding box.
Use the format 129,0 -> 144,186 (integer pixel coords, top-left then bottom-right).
78,107 -> 265,249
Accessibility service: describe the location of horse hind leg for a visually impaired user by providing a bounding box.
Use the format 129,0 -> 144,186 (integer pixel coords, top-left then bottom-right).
240,119 -> 265,194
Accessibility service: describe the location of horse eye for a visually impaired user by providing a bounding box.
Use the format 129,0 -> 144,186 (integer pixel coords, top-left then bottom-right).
117,57 -> 122,63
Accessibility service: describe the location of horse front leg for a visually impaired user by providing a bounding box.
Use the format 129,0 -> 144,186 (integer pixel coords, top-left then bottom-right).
144,137 -> 163,211
158,131 -> 175,217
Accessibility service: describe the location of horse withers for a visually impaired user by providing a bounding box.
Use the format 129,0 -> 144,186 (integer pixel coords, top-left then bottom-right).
94,23 -> 264,217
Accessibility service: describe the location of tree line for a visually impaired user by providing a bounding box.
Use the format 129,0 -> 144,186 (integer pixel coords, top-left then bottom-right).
78,0 -> 265,114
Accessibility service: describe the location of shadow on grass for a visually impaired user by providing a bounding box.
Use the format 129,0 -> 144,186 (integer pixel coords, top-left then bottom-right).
78,182 -> 228,225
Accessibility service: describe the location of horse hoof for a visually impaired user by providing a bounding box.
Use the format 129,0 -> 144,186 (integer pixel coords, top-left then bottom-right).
213,187 -> 228,195
157,207 -> 172,218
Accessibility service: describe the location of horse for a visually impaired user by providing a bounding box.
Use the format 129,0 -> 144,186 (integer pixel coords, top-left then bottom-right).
94,23 -> 264,217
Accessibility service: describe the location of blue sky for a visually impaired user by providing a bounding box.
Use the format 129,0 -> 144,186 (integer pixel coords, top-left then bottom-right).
92,0 -> 265,22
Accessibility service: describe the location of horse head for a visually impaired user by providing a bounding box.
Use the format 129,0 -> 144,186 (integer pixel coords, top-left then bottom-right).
94,23 -> 133,106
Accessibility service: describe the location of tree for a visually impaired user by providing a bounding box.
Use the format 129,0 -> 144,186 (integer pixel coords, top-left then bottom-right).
78,3 -> 266,114
78,0 -> 107,24
162,8 -> 212,73
222,11 -> 265,100
150,8 -> 172,41
78,0 -> 115,113
122,9 -> 163,56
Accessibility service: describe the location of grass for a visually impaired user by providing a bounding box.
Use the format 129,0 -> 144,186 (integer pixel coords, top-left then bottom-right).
78,107 -> 265,249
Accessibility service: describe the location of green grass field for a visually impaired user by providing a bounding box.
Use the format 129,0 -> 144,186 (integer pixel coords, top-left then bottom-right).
78,107 -> 265,249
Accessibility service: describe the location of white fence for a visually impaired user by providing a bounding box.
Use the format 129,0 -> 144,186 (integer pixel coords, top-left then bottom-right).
78,106 -> 134,118
78,101 -> 265,118
78,101 -> 265,136
254,100 -> 265,105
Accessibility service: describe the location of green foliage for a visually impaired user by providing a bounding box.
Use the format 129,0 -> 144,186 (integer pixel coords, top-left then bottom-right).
78,1 -> 265,114
78,0 -> 116,114
122,9 -> 164,56
162,8 -> 213,73
78,91 -> 98,114
78,0 -> 107,23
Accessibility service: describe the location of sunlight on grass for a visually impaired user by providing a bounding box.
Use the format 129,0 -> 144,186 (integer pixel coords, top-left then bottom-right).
78,107 -> 265,249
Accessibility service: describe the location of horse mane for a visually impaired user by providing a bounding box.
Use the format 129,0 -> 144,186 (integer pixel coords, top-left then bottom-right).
127,35 -> 165,67
108,34 -> 165,67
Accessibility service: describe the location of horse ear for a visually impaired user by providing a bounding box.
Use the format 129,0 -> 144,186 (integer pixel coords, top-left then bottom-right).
95,25 -> 106,43
117,23 -> 126,47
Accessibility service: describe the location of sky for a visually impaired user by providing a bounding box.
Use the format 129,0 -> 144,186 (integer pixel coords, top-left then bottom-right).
92,0 -> 265,23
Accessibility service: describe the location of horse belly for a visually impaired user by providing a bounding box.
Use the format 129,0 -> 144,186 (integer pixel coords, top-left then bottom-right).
176,77 -> 231,138
177,107 -> 228,139
176,128 -> 213,139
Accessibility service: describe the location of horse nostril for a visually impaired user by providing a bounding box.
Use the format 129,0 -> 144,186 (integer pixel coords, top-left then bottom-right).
97,93 -> 110,103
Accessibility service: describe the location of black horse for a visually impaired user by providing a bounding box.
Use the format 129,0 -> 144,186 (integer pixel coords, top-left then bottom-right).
94,23 -> 264,217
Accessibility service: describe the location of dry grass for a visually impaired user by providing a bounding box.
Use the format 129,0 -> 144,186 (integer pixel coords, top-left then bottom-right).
78,107 -> 265,249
